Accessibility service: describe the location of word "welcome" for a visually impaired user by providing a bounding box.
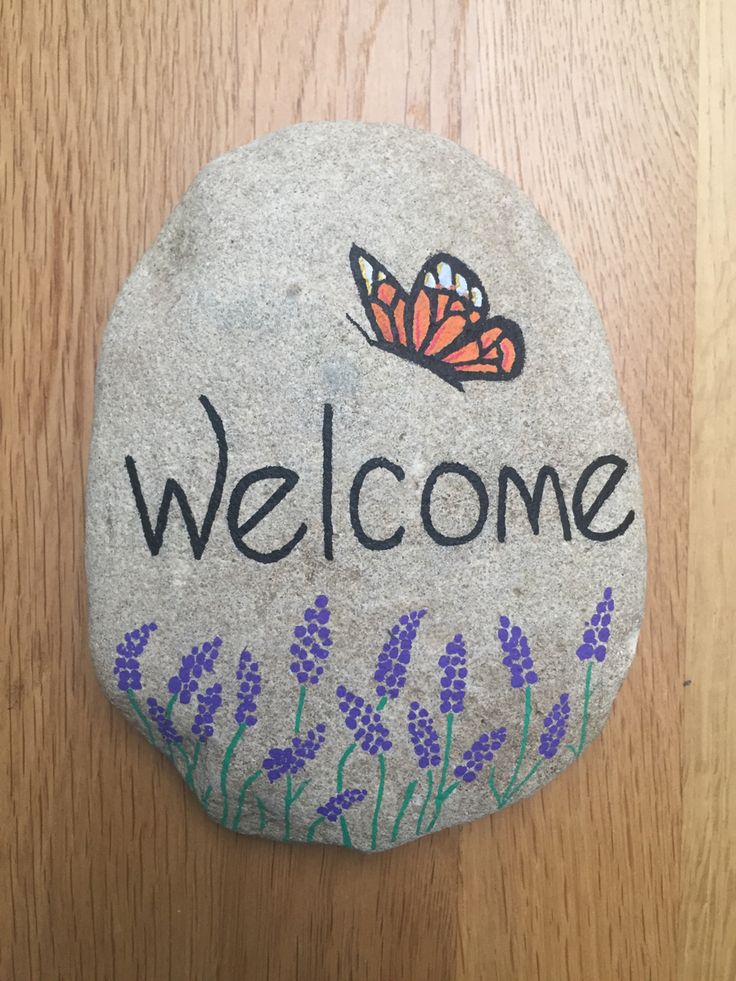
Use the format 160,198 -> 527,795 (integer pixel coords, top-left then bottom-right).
124,396 -> 635,565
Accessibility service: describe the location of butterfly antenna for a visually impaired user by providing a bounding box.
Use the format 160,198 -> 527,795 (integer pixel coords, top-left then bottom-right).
345,312 -> 375,345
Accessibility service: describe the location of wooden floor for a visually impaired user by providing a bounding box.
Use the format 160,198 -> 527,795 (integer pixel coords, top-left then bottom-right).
2,2 -> 733,979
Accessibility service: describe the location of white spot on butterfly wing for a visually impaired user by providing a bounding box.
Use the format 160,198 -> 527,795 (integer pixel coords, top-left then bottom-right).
424,271 -> 437,287
454,273 -> 468,296
437,261 -> 453,288
470,286 -> 483,307
358,255 -> 374,293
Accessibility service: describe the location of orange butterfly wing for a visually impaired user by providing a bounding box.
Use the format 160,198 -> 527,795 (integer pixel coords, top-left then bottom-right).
408,254 -> 524,381
349,245 -> 410,348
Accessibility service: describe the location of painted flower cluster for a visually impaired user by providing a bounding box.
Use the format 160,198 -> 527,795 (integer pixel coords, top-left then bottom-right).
115,587 -> 615,849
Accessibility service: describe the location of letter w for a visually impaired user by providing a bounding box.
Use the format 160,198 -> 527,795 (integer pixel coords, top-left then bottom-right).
124,395 -> 228,559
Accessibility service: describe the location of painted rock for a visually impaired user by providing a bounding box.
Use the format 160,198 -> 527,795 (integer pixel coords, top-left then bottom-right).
86,123 -> 646,851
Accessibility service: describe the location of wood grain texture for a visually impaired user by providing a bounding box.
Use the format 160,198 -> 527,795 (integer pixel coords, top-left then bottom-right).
681,1 -> 736,978
1,0 -> 729,978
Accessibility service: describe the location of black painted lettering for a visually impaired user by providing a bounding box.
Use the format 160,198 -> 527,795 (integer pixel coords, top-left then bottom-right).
497,466 -> 571,542
421,462 -> 489,546
572,454 -> 635,541
350,457 -> 406,550
227,466 -> 307,563
125,394 -> 228,560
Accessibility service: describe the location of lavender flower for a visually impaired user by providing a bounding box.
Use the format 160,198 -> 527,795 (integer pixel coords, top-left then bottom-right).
234,649 -> 261,726
439,634 -> 468,714
289,595 -> 332,685
407,700 -> 441,769
374,608 -> 427,700
113,622 -> 157,691
293,724 -> 328,763
317,788 -> 368,822
498,618 -> 538,689
576,587 -> 615,663
336,686 -> 392,754
453,728 -> 507,783
167,636 -> 222,705
538,693 -> 571,759
262,723 -> 327,782
147,696 -> 183,743
192,683 -> 223,742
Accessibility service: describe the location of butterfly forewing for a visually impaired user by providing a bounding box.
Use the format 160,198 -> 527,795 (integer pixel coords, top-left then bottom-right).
409,253 -> 489,355
349,245 -> 410,347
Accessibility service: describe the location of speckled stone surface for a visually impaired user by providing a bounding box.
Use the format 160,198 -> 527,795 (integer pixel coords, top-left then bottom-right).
86,122 -> 646,851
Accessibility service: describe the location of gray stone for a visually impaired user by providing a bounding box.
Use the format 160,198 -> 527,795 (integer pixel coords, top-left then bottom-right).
86,122 -> 646,851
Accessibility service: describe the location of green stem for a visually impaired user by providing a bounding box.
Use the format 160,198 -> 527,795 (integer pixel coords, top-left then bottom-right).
291,779 -> 310,806
256,797 -> 267,832
219,723 -> 247,827
426,713 -> 454,831
165,693 -> 177,719
488,767 -> 503,808
282,686 -> 310,841
307,815 -> 325,842
284,775 -> 293,842
185,741 -> 202,789
202,784 -> 213,808
336,742 -> 357,847
294,685 -> 306,734
371,754 -> 386,851
416,770 -> 434,835
126,690 -> 156,746
500,686 -> 533,804
392,780 -> 418,842
575,662 -> 594,756
508,759 -> 541,799
231,770 -> 262,831
425,781 -> 461,834
283,777 -> 311,841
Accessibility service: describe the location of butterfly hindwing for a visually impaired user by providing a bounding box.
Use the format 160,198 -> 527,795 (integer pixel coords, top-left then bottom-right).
349,245 -> 410,347
439,316 -> 525,380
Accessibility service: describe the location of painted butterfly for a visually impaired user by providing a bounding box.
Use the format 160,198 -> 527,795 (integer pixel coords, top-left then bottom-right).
348,245 -> 525,391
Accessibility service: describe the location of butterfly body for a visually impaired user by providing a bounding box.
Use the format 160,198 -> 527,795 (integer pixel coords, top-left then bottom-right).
348,245 -> 525,392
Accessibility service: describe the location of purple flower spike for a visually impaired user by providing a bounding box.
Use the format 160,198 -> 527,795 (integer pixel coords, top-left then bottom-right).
576,587 -> 615,663
262,746 -> 298,783
538,693 -> 571,759
336,685 -> 392,754
317,788 -> 368,822
407,700 -> 441,769
147,696 -> 183,744
192,683 -> 224,742
292,723 -> 328,764
439,634 -> 468,715
235,649 -> 261,727
289,594 -> 332,686
374,609 -> 427,700
167,636 -> 222,705
453,727 -> 507,783
262,723 -> 328,783
497,618 -> 538,689
113,622 -> 158,691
